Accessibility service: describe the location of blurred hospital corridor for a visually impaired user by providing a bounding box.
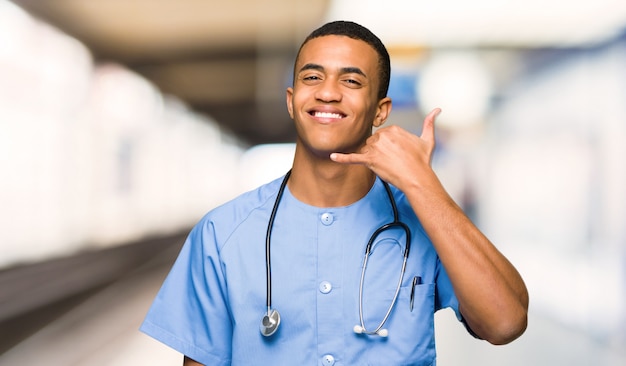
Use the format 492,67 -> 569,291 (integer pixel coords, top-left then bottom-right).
2,0 -> 626,364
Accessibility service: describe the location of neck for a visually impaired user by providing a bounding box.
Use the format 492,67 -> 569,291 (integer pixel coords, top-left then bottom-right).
287,151 -> 376,207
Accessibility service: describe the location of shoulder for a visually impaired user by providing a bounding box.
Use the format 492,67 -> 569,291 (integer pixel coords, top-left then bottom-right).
192,175 -> 285,248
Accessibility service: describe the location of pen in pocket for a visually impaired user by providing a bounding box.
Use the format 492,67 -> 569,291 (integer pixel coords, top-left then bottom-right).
409,276 -> 422,312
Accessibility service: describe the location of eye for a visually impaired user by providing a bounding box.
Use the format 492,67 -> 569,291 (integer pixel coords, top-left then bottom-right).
343,78 -> 362,87
300,73 -> 323,85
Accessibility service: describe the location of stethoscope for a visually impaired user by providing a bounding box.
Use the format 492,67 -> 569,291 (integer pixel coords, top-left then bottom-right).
260,170 -> 411,338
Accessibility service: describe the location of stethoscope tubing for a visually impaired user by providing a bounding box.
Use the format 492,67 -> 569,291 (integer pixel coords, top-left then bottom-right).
264,170 -> 292,315
357,254 -> 408,335
357,183 -> 411,336
262,170 -> 411,337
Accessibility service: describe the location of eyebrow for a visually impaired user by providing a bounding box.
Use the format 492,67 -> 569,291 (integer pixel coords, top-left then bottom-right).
298,63 -> 367,78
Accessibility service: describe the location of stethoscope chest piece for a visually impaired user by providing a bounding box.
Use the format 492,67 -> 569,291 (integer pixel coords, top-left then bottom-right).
260,309 -> 281,337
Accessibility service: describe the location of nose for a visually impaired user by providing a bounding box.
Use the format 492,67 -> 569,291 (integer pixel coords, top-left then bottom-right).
315,79 -> 342,103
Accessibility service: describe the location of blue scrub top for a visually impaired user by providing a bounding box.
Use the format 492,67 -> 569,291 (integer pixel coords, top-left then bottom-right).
140,175 -> 461,366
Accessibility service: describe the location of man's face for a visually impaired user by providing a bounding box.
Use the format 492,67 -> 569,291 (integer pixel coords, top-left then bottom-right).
286,35 -> 389,158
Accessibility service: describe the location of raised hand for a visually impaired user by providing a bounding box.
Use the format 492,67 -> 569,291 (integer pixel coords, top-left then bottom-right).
330,108 -> 442,192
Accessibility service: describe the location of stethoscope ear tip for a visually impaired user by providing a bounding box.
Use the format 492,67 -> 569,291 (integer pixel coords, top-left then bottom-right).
353,325 -> 389,337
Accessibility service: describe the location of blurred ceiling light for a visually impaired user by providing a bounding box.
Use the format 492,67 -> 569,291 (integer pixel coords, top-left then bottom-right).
91,64 -> 163,133
326,0 -> 626,47
0,0 -> 92,116
0,1 -> 33,57
418,51 -> 493,129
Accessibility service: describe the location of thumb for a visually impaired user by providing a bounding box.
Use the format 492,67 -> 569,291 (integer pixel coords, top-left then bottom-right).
421,108 -> 441,143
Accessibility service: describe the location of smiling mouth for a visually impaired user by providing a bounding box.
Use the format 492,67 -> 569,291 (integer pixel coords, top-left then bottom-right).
311,111 -> 345,119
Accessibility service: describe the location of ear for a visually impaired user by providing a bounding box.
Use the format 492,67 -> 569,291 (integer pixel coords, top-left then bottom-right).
373,97 -> 392,127
286,87 -> 294,119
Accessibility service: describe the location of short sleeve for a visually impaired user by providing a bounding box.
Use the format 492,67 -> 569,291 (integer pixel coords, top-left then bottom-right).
140,218 -> 233,365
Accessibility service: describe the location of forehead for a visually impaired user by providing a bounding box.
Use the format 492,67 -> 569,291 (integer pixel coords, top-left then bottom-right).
296,35 -> 379,74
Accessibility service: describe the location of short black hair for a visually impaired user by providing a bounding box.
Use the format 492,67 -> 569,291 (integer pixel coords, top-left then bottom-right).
294,20 -> 391,100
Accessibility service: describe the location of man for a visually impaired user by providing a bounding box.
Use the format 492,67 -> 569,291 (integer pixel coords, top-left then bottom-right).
141,20 -> 528,365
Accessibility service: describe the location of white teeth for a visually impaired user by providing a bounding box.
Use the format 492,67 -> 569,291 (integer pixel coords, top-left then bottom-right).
314,111 -> 343,119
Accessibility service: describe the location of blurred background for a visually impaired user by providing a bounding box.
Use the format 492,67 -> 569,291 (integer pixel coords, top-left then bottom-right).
1,0 -> 625,365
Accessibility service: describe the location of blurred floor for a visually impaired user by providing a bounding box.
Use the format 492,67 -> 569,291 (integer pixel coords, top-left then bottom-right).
0,240 -> 184,365
1,240 -> 624,365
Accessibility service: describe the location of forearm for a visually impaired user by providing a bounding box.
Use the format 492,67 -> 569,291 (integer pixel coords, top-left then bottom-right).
404,174 -> 528,344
